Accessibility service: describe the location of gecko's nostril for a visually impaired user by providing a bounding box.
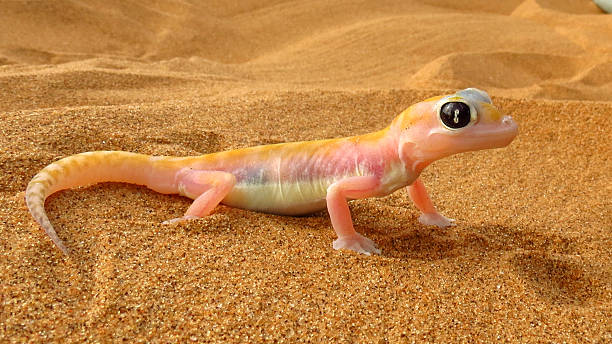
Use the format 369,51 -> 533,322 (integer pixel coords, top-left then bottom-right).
502,116 -> 513,125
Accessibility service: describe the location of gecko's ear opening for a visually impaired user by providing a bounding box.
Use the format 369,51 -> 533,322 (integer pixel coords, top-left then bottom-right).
398,139 -> 431,172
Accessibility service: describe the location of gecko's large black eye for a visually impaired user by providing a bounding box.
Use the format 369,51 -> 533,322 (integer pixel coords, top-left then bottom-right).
439,102 -> 472,129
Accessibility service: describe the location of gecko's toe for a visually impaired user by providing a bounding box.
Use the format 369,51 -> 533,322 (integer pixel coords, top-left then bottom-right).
333,233 -> 381,255
162,215 -> 200,225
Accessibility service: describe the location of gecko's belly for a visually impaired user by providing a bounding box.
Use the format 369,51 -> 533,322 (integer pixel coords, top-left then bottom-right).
221,180 -> 329,216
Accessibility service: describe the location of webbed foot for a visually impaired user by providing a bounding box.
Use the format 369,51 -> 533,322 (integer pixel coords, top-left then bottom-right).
333,233 -> 381,255
418,213 -> 456,228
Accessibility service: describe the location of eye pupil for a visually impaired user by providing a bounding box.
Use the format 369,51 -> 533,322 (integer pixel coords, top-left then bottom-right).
440,102 -> 471,129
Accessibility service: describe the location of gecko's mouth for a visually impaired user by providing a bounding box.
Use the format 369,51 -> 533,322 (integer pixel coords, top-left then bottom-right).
423,115 -> 518,155
459,116 -> 518,151
473,115 -> 519,149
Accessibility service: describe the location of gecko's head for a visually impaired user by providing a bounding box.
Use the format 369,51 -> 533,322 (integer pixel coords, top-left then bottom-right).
394,88 -> 518,169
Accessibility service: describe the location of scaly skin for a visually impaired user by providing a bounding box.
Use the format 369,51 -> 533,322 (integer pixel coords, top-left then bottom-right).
26,88 -> 518,255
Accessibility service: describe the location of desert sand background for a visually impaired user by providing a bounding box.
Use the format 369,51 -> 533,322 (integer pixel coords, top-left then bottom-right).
1,0 -> 611,342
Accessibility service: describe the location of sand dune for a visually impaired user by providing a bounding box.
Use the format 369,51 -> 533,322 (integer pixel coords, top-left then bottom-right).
1,0 -> 610,96
1,0 -> 610,342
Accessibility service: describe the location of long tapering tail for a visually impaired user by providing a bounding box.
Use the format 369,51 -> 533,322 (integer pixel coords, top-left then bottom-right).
25,151 -> 187,255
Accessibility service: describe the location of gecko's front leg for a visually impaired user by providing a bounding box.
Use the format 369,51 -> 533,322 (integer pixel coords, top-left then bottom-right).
164,169 -> 236,224
408,177 -> 455,228
326,176 -> 382,255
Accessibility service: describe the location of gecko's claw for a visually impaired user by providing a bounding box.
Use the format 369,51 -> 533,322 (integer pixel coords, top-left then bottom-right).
333,233 -> 381,255
418,212 -> 456,228
162,215 -> 200,225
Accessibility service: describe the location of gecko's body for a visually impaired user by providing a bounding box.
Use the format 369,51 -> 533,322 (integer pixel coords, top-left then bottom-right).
26,88 -> 518,255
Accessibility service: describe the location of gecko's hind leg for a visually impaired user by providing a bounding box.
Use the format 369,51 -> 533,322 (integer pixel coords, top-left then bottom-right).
163,169 -> 236,224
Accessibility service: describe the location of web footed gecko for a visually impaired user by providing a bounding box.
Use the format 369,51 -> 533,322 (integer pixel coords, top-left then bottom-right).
26,88 -> 518,255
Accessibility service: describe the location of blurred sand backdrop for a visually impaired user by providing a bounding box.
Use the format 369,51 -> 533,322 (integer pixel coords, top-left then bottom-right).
1,0 -> 611,342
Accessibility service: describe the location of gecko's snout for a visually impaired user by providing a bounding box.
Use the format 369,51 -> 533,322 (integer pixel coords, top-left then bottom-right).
501,115 -> 518,136
495,115 -> 519,148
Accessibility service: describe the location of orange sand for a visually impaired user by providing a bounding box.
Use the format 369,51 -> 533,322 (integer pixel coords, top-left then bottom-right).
1,1 -> 611,342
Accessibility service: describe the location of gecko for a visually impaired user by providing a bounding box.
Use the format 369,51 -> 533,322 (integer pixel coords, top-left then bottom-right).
26,88 -> 518,256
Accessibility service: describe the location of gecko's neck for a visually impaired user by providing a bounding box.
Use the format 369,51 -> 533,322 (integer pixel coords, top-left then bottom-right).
387,109 -> 435,176
348,125 -> 422,194
349,125 -> 415,177
364,121 -> 431,181
350,126 -> 400,162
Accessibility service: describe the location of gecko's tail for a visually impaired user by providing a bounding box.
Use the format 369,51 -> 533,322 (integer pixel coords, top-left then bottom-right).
25,151 -> 184,255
